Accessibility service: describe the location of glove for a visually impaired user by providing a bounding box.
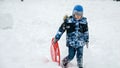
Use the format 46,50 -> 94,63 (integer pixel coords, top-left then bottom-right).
63,15 -> 68,21
52,38 -> 58,44
85,42 -> 89,48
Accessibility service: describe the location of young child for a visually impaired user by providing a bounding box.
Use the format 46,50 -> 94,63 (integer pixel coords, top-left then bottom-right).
53,5 -> 89,68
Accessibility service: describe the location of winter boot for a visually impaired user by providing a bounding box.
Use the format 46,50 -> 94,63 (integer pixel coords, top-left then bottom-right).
61,58 -> 69,68
79,67 -> 83,68
77,63 -> 83,68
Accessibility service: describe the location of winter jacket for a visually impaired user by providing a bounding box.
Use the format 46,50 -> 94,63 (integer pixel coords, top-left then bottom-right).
55,16 -> 89,48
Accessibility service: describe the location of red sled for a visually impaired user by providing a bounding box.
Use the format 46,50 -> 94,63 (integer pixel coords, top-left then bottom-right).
50,38 -> 60,66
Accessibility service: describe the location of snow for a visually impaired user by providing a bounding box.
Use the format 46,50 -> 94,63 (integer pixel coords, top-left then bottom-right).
0,0 -> 120,68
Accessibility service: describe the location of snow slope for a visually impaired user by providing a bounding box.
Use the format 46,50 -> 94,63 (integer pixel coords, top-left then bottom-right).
0,0 -> 120,68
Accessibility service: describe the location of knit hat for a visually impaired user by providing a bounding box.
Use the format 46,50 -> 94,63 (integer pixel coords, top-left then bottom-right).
73,5 -> 83,16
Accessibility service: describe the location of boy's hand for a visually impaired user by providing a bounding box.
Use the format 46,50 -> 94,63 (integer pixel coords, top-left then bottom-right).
63,15 -> 68,21
86,42 -> 89,48
52,38 -> 58,44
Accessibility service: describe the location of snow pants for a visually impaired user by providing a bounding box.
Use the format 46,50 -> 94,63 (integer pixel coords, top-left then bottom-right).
62,46 -> 83,67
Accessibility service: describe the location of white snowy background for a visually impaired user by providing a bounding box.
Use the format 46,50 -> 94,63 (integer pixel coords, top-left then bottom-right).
0,0 -> 120,68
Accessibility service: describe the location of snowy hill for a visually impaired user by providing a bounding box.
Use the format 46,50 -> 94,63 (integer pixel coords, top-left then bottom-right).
0,0 -> 120,68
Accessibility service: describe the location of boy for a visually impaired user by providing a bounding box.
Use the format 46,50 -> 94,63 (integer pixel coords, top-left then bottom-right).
53,5 -> 89,68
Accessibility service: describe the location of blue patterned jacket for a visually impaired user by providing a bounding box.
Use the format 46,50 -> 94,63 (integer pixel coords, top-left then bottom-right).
55,16 -> 89,48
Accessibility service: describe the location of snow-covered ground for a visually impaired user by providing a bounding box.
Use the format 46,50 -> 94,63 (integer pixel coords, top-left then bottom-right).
0,0 -> 120,68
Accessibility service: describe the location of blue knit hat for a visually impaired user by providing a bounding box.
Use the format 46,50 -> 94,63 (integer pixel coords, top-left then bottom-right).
73,5 -> 83,16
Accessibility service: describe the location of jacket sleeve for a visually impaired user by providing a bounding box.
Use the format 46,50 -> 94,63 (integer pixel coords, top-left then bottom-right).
55,21 -> 66,41
84,30 -> 89,42
83,19 -> 89,42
